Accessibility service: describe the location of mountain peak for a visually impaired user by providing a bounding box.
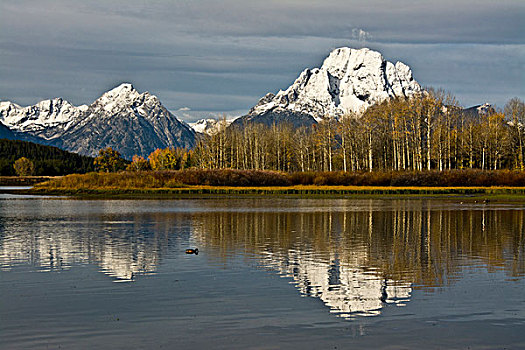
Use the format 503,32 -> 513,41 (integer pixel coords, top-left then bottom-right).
100,83 -> 139,100
321,47 -> 379,75
94,83 -> 143,113
111,82 -> 135,93
0,83 -> 196,158
58,83 -> 195,158
245,46 -> 421,124
0,95 -> 84,138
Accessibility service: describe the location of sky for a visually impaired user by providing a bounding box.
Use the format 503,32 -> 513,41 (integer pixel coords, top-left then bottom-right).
1,0 -> 524,122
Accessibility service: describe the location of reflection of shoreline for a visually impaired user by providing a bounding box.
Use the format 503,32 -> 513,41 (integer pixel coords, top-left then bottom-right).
192,202 -> 525,317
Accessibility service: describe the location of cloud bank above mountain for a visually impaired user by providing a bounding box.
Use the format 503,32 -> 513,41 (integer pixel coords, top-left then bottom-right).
1,0 -> 523,121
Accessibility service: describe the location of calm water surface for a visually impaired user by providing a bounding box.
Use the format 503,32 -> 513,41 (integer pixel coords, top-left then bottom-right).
0,197 -> 524,349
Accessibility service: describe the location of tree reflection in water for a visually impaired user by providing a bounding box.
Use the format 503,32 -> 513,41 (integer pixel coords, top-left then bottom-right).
0,199 -> 523,318
192,200 -> 525,318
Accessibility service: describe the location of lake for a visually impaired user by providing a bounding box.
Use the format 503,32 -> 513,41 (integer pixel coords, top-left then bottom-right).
1,196 -> 524,349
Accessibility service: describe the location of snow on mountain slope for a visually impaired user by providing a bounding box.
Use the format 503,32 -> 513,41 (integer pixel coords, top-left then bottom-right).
1,83 -> 196,159
54,83 -> 196,158
189,118 -> 232,135
0,48 -> 425,155
0,99 -> 87,140
239,47 -> 421,126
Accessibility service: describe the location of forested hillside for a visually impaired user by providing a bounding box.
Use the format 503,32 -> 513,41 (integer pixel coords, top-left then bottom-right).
0,139 -> 94,175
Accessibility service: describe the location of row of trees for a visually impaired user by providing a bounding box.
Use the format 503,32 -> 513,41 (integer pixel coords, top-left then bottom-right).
94,146 -> 192,172
191,93 -> 524,172
96,92 -> 524,174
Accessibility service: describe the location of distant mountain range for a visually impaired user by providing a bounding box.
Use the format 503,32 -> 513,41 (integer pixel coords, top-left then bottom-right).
0,84 -> 195,159
188,118 -> 231,136
0,47 -> 490,157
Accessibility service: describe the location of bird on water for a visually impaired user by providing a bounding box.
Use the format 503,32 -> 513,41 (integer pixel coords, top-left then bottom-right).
185,248 -> 199,255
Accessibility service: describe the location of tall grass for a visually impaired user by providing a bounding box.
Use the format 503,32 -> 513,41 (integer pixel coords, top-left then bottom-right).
37,169 -> 290,189
35,168 -> 525,191
290,169 -> 525,187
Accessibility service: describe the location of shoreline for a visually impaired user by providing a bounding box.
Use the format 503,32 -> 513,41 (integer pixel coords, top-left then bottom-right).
0,176 -> 60,186
17,185 -> 525,200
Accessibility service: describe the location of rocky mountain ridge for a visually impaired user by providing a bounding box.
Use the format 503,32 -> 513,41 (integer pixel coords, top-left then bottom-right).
0,98 -> 87,140
0,84 -> 196,159
235,47 -> 422,127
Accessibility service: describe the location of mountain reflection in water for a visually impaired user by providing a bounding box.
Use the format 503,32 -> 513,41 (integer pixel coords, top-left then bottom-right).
0,208 -> 190,280
192,202 -> 524,318
1,199 -> 524,319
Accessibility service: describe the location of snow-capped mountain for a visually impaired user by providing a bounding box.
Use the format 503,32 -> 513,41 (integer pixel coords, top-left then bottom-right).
0,99 -> 87,140
189,118 -> 232,135
0,83 -> 196,159
463,103 -> 495,118
235,47 -> 422,127
54,83 -> 196,158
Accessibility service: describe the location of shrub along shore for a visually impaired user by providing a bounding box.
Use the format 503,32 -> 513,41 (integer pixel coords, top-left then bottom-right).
25,168 -> 525,197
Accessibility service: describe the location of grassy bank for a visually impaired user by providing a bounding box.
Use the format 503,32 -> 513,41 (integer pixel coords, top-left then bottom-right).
28,184 -> 525,196
33,168 -> 525,188
25,169 -> 525,198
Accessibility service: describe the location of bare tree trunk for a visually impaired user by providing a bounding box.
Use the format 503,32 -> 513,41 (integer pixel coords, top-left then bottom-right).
514,122 -> 524,170
368,131 -> 373,172
341,130 -> 347,172
482,144 -> 486,170
427,114 -> 432,170
327,125 -> 332,172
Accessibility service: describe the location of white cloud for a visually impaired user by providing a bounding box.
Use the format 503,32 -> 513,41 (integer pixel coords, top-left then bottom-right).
352,28 -> 372,42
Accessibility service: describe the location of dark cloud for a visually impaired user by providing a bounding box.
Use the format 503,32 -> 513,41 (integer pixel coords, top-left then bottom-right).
1,0 -> 523,121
